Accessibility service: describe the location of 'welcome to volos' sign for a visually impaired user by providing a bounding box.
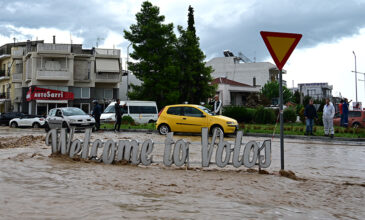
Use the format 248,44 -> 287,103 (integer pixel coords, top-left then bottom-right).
45,128 -> 271,169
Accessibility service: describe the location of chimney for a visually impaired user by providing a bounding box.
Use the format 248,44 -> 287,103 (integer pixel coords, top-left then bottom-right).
53,35 -> 56,44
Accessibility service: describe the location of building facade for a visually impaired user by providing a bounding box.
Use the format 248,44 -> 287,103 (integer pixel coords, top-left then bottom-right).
206,57 -> 286,106
297,83 -> 333,100
0,40 -> 122,115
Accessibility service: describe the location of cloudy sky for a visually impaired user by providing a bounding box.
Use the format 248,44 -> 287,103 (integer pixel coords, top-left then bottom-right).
1,0 -> 365,105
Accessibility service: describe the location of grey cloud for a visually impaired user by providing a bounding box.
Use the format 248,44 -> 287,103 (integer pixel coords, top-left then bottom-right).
1,0 -> 365,60
196,0 -> 365,61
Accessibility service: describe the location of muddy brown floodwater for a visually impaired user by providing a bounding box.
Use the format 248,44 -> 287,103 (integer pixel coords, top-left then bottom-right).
0,128 -> 364,219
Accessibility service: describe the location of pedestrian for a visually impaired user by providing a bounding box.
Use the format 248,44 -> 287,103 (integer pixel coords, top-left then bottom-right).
209,95 -> 222,115
304,99 -> 317,136
339,99 -> 344,127
92,100 -> 102,131
323,98 -> 335,138
114,99 -> 126,132
342,98 -> 351,127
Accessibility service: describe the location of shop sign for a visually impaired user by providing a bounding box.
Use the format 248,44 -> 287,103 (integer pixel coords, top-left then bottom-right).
46,127 -> 271,169
26,87 -> 74,101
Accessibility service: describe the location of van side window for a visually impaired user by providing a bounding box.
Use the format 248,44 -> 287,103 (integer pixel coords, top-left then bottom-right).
167,107 -> 183,115
49,109 -> 56,116
129,106 -> 157,114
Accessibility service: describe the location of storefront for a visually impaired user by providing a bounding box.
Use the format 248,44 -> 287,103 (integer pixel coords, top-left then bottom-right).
26,87 -> 74,116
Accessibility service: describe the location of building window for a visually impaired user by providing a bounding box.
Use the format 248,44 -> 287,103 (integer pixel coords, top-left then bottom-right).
104,88 -> 113,99
74,87 -> 90,99
253,77 -> 256,86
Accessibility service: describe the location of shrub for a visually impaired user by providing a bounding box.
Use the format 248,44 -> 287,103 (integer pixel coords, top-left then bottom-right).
222,106 -> 256,123
122,115 -> 135,125
283,108 -> 296,123
315,112 -> 323,126
254,107 -> 275,124
299,107 -> 305,123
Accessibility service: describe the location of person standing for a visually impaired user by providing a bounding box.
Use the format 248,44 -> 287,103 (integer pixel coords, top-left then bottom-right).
339,99 -> 344,127
114,99 -> 126,132
342,98 -> 351,127
92,100 -> 102,131
114,99 -> 122,132
209,95 -> 222,115
323,98 -> 335,138
304,99 -> 317,135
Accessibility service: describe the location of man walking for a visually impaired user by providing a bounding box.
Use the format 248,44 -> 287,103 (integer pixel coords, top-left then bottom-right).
92,100 -> 102,131
304,99 -> 317,135
114,99 -> 122,132
323,98 -> 335,138
342,98 -> 351,127
209,95 -> 222,115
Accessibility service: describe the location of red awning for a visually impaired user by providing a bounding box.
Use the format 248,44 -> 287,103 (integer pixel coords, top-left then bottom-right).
26,87 -> 74,101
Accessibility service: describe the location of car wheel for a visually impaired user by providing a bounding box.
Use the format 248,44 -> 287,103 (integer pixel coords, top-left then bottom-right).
32,122 -> 40,128
10,122 -> 18,128
44,123 -> 50,132
158,124 -> 170,135
352,122 -> 360,128
211,125 -> 224,136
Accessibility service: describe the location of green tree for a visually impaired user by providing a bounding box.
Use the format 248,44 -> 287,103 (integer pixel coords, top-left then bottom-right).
124,1 -> 181,108
176,5 -> 215,104
261,81 -> 293,104
292,90 -> 301,104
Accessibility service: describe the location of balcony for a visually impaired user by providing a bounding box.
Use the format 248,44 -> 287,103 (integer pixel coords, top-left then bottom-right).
11,47 -> 25,58
12,73 -> 22,82
37,43 -> 71,54
0,92 -> 10,99
94,48 -> 120,58
95,72 -> 120,83
36,70 -> 70,81
0,70 -> 10,81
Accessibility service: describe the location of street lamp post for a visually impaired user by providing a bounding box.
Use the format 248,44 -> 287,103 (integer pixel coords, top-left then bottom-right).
353,51 -> 358,103
126,43 -> 132,101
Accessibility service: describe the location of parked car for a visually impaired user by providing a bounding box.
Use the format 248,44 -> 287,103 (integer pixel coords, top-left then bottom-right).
334,110 -> 365,128
44,107 -> 95,132
0,112 -> 25,126
101,101 -> 158,124
9,115 -> 45,128
156,104 -> 238,135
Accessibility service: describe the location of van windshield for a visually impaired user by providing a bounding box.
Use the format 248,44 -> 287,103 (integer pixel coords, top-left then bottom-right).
104,105 -> 115,113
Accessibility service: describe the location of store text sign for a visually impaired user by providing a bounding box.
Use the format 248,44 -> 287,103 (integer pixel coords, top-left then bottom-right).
45,128 -> 271,169
26,87 -> 74,101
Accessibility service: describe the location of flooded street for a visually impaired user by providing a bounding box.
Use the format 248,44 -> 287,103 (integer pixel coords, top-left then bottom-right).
0,127 -> 364,219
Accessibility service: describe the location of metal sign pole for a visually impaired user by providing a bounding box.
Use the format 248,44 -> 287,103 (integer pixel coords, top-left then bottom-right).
279,69 -> 284,170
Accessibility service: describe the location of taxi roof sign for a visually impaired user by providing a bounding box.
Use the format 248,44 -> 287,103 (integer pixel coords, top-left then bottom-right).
260,31 -> 302,70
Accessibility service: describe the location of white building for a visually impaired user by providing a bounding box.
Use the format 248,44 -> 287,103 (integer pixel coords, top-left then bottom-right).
206,56 -> 286,106
297,83 -> 333,100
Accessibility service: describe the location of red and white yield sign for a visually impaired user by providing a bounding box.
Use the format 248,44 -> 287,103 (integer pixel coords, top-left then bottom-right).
260,31 -> 302,70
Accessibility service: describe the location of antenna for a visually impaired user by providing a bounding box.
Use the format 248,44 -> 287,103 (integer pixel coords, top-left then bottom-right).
96,37 -> 105,48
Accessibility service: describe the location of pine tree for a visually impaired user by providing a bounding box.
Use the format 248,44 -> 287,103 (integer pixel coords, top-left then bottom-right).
176,5 -> 215,104
124,1 -> 181,108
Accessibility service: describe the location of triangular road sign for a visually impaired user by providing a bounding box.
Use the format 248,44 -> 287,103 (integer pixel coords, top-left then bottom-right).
260,31 -> 302,70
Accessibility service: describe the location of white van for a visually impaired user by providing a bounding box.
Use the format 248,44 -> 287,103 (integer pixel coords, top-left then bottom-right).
100,101 -> 158,124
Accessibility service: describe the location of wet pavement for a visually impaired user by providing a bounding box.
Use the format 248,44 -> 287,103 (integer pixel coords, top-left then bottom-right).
0,127 -> 364,219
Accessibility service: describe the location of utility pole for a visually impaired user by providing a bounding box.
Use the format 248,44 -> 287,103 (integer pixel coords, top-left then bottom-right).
353,51 -> 358,103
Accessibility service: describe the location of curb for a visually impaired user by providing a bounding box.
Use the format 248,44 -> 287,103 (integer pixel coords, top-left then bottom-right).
97,128 -> 365,142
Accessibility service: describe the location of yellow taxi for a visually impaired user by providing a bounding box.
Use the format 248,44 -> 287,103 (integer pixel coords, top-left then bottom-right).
156,104 -> 238,135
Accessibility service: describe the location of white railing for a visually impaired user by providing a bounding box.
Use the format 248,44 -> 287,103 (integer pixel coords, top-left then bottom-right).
37,70 -> 70,80
11,47 -> 24,57
95,48 -> 120,56
96,72 -> 120,81
37,43 -> 71,53
12,73 -> 22,81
